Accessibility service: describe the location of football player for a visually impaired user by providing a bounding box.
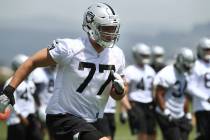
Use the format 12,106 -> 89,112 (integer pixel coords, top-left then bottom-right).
154,48 -> 195,140
187,37 -> 210,140
0,3 -> 126,140
124,43 -> 156,140
151,46 -> 166,72
5,54 -> 42,140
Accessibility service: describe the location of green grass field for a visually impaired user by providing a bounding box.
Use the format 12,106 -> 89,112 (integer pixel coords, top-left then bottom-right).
0,117 -> 195,140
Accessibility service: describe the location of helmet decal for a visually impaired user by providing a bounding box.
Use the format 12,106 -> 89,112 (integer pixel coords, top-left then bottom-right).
86,11 -> 95,23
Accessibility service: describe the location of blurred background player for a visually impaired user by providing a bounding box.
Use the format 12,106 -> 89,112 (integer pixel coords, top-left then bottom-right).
36,66 -> 56,121
96,96 -> 117,140
5,54 -> 42,140
151,46 -> 166,73
124,43 -> 157,140
154,48 -> 195,140
187,37 -> 210,140
29,65 -> 56,140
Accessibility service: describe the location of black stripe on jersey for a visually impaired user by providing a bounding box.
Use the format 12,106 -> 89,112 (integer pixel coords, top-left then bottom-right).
103,3 -> 115,15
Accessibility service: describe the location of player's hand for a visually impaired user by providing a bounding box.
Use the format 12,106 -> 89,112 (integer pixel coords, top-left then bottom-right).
38,106 -> 46,122
185,112 -> 192,121
119,111 -> 128,124
163,108 -> 173,122
0,85 -> 15,113
111,71 -> 125,95
0,94 -> 10,113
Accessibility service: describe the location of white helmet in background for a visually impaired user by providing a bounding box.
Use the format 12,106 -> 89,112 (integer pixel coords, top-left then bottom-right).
175,48 -> 196,73
11,54 -> 28,71
152,46 -> 165,64
132,43 -> 151,65
197,37 -> 210,61
83,2 -> 120,48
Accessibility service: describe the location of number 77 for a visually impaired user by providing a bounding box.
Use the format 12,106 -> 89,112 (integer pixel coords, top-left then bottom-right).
76,62 -> 115,95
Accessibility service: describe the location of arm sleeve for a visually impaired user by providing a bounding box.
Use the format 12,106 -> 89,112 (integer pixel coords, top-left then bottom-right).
48,39 -> 73,65
187,74 -> 209,100
153,71 -> 171,88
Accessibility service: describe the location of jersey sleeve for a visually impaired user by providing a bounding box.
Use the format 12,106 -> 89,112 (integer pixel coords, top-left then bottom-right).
48,39 -> 73,65
187,71 -> 209,100
153,67 -> 171,88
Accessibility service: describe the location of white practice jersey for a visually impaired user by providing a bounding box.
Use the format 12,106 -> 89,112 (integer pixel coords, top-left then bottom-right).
154,65 -> 187,119
104,96 -> 116,114
29,68 -> 47,84
46,37 -> 125,122
39,68 -> 56,106
5,78 -> 36,125
188,60 -> 210,112
29,68 -> 56,106
124,64 -> 155,103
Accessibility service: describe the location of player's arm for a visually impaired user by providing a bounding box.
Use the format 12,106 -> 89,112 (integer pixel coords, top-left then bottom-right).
0,48 -> 56,108
184,94 -> 191,113
187,85 -> 210,101
10,48 -> 56,89
120,93 -> 132,110
155,85 -> 166,112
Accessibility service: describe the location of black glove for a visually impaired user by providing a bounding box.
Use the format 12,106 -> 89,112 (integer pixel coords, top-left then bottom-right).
1,85 -> 15,106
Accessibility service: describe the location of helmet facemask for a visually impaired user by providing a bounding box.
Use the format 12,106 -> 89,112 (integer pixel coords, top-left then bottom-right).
133,43 -> 151,65
199,48 -> 210,61
175,48 -> 196,74
152,46 -> 165,64
197,37 -> 210,62
136,54 -> 151,65
154,54 -> 164,64
83,3 -> 120,48
94,24 -> 120,48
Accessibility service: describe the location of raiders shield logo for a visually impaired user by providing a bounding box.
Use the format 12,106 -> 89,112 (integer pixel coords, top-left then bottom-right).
86,11 -> 95,23
48,40 -> 58,50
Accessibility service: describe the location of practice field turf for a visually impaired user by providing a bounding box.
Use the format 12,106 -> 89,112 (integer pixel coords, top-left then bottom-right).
0,117 -> 196,140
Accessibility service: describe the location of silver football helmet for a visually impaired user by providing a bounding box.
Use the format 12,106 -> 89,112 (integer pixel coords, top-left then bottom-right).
197,37 -> 210,61
152,46 -> 165,64
175,48 -> 196,73
132,43 -> 151,65
83,2 -> 120,48
11,54 -> 28,71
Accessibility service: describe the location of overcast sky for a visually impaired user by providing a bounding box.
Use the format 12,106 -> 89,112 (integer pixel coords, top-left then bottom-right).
1,0 -> 210,35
